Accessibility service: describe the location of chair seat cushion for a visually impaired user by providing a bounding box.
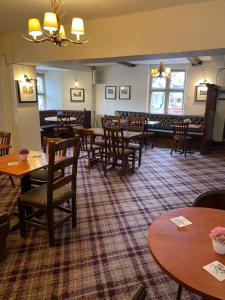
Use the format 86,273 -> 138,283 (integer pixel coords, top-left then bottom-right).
31,169 -> 62,182
19,184 -> 74,206
128,143 -> 141,150
118,148 -> 135,156
94,140 -> 105,147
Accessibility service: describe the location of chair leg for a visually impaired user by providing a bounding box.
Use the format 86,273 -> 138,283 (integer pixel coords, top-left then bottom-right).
138,148 -> 142,167
17,200 -> 26,238
184,140 -> 187,158
132,153 -> 135,173
71,196 -> 77,228
170,140 -> 174,155
176,285 -> 182,300
9,176 -> 15,188
47,210 -> 55,246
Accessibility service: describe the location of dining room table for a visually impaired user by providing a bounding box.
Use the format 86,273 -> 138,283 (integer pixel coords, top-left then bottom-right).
45,116 -> 77,122
148,207 -> 225,300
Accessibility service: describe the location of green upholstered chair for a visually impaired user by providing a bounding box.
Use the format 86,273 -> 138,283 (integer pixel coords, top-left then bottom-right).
17,137 -> 80,246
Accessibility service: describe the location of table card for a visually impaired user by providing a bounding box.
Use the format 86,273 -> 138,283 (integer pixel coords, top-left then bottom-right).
8,162 -> 19,166
203,261 -> 225,281
170,216 -> 192,227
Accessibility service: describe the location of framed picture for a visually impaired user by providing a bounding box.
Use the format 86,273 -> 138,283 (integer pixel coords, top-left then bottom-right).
195,85 -> 208,101
17,80 -> 37,103
70,88 -> 85,102
218,89 -> 225,100
105,86 -> 116,99
119,85 -> 131,100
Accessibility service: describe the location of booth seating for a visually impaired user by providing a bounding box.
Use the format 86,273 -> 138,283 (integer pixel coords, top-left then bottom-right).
39,109 -> 91,137
0,210 -> 10,262
115,111 -> 204,142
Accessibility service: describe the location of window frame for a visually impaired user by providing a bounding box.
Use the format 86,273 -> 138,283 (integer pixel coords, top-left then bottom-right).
149,69 -> 186,115
37,73 -> 46,111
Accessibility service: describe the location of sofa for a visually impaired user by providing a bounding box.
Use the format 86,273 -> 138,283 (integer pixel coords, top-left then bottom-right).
0,210 -> 10,262
115,110 -> 204,137
39,109 -> 91,137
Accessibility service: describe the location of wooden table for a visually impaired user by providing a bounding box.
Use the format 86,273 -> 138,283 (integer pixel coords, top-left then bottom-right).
0,150 -> 64,193
45,116 -> 76,122
148,207 -> 225,300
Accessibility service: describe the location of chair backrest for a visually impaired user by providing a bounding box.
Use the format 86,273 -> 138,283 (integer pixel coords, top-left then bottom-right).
104,127 -> 125,157
77,128 -> 94,151
192,189 -> 225,210
127,117 -> 145,132
103,115 -> 121,129
0,131 -> 11,156
172,122 -> 189,137
42,137 -> 67,156
47,137 -> 80,206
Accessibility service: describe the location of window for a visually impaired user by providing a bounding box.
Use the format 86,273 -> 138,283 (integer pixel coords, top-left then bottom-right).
37,73 -> 46,110
150,70 -> 186,114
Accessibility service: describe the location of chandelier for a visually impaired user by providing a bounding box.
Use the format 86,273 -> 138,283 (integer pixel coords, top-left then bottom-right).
151,62 -> 171,78
22,0 -> 89,47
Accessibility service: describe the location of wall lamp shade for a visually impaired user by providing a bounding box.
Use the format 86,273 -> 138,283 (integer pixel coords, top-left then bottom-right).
28,18 -> 43,37
43,12 -> 58,32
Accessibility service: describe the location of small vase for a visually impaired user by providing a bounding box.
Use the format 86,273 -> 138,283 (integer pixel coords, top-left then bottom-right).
212,239 -> 225,254
19,154 -> 28,160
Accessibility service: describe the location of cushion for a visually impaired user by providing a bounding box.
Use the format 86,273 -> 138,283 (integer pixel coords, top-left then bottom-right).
19,184 -> 74,206
31,169 -> 62,182
128,143 -> 141,150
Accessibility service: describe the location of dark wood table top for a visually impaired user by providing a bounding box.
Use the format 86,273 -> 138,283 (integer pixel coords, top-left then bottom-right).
75,127 -> 143,141
0,151 -> 64,177
148,207 -> 225,300
0,144 -> 11,151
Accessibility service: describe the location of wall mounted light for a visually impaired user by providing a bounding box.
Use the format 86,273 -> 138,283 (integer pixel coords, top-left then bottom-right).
74,79 -> 80,88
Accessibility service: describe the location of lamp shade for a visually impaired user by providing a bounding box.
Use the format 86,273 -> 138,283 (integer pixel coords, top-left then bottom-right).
151,68 -> 159,77
59,25 -> 66,38
71,18 -> 84,37
28,18 -> 42,37
43,12 -> 58,32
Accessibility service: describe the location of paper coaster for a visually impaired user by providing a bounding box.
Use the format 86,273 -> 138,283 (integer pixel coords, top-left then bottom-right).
170,216 -> 192,227
203,261 -> 225,281
8,162 -> 19,166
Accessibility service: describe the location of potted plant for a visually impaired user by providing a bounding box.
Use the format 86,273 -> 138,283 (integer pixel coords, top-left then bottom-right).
209,227 -> 225,254
19,148 -> 29,160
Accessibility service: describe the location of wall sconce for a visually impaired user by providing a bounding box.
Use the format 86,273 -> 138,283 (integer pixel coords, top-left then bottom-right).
74,79 -> 80,88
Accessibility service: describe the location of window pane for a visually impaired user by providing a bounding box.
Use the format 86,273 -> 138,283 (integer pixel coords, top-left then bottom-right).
150,92 -> 165,114
168,92 -> 183,114
170,71 -> 185,89
151,77 -> 166,89
37,75 -> 44,93
38,95 -> 45,111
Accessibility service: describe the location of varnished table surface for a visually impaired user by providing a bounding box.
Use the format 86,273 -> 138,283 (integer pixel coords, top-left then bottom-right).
0,144 -> 11,151
75,127 -> 143,140
45,116 -> 76,122
0,151 -> 63,177
148,207 -> 225,300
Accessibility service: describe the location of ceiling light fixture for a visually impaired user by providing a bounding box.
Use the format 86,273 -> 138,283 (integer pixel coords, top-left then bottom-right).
22,0 -> 89,47
151,62 -> 171,78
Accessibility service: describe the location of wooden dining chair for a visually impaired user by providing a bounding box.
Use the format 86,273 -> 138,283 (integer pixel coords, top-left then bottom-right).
0,131 -> 15,188
129,283 -> 147,300
30,137 -> 66,186
103,127 -> 135,177
17,137 -> 80,246
127,117 -> 145,167
102,115 -> 121,129
78,128 -> 104,172
170,122 -> 192,157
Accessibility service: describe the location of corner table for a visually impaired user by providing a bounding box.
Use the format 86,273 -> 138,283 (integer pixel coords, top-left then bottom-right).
148,207 -> 225,300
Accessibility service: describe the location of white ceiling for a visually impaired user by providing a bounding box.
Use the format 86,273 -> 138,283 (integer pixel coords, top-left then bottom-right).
0,0 -> 212,34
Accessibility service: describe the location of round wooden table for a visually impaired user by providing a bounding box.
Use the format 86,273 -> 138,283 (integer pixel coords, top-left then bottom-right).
45,116 -> 76,122
148,207 -> 225,300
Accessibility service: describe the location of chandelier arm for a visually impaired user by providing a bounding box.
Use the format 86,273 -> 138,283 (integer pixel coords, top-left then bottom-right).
65,37 -> 90,44
21,35 -> 50,43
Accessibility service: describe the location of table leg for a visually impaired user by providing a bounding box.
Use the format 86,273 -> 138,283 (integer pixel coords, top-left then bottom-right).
176,285 -> 183,300
20,174 -> 31,193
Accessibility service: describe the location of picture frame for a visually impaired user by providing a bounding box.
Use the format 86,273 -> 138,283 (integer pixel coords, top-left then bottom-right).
195,85 -> 208,101
70,88 -> 85,102
218,89 -> 225,100
119,85 -> 131,100
105,86 -> 116,99
16,80 -> 38,103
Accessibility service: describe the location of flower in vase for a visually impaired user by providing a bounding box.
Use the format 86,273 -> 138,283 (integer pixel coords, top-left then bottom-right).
209,227 -> 225,245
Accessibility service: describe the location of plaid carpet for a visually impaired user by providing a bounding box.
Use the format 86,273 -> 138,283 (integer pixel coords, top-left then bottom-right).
0,147 -> 225,300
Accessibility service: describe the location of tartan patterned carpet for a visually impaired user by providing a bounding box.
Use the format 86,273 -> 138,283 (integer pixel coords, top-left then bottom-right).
1,147 -> 225,300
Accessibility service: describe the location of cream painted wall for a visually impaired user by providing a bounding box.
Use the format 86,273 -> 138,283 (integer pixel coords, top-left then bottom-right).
95,65 -> 149,115
1,0 -> 225,64
95,61 -> 225,117
11,65 -> 41,150
42,69 -> 93,110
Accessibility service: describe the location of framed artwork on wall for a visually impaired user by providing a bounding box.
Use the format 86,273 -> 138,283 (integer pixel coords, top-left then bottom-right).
70,88 -> 85,102
119,85 -> 131,100
195,84 -> 208,101
105,86 -> 116,99
16,80 -> 38,103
